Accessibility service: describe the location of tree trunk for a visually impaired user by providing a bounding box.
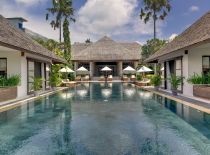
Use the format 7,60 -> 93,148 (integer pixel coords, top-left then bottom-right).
59,19 -> 62,43
153,10 -> 156,39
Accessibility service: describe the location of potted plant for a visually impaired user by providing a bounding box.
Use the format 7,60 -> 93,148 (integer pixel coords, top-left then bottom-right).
0,75 -> 21,102
187,73 -> 210,99
151,74 -> 161,90
168,74 -> 184,96
49,65 -> 61,90
31,77 -> 42,96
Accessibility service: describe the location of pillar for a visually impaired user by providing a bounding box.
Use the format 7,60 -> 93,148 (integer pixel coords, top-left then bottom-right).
41,63 -> 45,90
74,62 -> 78,77
90,62 -> 94,77
134,61 -> 138,69
118,61 -> 123,77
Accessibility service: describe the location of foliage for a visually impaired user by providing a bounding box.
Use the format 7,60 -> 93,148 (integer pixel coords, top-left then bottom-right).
141,38 -> 166,61
63,18 -> 72,64
140,0 -> 171,39
146,74 -> 154,79
168,74 -> 184,90
85,38 -> 91,43
151,74 -> 161,86
187,73 -> 210,84
35,38 -> 64,58
0,75 -> 21,87
31,77 -> 42,91
46,0 -> 75,64
137,74 -> 142,81
50,64 -> 62,87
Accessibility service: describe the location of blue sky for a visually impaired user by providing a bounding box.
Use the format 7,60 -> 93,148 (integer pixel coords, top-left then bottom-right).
1,0 -> 210,44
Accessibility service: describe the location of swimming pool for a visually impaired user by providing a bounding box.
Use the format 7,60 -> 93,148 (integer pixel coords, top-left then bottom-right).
0,82 -> 210,155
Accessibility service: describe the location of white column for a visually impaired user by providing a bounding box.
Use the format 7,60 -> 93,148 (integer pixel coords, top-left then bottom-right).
41,63 -> 45,90
90,62 -> 94,77
118,61 -> 123,77
134,61 -> 138,69
74,62 -> 78,77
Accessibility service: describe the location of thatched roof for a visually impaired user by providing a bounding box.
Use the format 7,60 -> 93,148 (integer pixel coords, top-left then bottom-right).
0,15 -> 65,63
146,11 -> 210,62
72,36 -> 141,61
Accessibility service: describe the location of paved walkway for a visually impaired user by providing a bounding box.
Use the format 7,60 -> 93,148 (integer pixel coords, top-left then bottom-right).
142,87 -> 210,114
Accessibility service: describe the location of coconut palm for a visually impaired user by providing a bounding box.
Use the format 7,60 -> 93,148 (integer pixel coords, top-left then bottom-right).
46,0 -> 75,64
140,0 -> 171,39
46,0 -> 75,42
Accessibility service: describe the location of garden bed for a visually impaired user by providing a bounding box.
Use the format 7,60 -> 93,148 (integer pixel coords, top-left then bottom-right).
193,85 -> 210,100
0,87 -> 17,102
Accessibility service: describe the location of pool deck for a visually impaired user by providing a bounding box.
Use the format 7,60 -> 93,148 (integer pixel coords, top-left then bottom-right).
0,87 -> 68,112
1,81 -> 210,114
140,86 -> 210,114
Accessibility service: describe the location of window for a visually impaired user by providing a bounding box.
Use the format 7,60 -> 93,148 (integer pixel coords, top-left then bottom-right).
18,23 -> 23,29
0,58 -> 7,77
175,58 -> 182,91
202,56 -> 210,75
27,60 -> 34,93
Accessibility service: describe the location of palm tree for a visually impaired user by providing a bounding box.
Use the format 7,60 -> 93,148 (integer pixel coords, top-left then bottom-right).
46,0 -> 75,64
140,0 -> 171,39
46,0 -> 75,43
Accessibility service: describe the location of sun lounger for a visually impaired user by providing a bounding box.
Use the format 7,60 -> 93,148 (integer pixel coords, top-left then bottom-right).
75,76 -> 81,81
130,75 -> 136,81
122,75 -> 128,81
61,79 -> 76,87
83,75 -> 90,81
99,76 -> 105,81
107,75 -> 113,81
138,78 -> 151,86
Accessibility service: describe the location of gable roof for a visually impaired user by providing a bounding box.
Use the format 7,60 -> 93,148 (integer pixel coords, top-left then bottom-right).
0,15 -> 65,63
146,11 -> 210,62
72,36 -> 141,61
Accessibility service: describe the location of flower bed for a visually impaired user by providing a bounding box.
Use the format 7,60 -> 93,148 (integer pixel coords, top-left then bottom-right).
0,87 -> 17,102
193,85 -> 210,99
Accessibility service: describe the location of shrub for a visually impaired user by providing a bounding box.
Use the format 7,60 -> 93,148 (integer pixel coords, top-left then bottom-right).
31,77 -> 42,91
0,75 -> 21,87
151,74 -> 161,86
168,74 -> 184,90
187,73 -> 210,84
136,74 -> 142,81
50,65 -> 61,87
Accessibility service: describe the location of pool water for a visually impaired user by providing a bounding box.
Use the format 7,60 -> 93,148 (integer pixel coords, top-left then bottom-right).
0,82 -> 210,155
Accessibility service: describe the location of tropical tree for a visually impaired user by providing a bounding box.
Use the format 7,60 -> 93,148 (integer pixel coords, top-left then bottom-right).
140,0 -> 171,39
85,38 -> 91,43
35,38 -> 64,58
46,0 -> 75,64
141,38 -> 166,61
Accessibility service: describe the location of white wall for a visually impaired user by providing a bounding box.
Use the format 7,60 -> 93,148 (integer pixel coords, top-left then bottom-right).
0,46 -> 26,97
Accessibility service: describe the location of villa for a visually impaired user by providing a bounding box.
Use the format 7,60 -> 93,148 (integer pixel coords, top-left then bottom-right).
72,36 -> 141,78
146,11 -> 210,97
0,15 -> 65,98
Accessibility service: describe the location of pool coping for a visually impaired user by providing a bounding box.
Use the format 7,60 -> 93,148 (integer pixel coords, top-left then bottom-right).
0,87 -> 69,113
137,85 -> 210,114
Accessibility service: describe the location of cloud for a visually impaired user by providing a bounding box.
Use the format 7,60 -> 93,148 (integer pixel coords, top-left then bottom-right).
0,0 -> 164,43
169,33 -> 178,42
189,6 -> 199,12
15,0 -> 46,6
71,0 -> 164,42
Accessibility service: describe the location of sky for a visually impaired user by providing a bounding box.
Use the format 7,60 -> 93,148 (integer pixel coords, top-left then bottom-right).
1,0 -> 210,45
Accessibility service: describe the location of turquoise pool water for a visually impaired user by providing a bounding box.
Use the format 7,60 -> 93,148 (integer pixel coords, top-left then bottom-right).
0,82 -> 210,155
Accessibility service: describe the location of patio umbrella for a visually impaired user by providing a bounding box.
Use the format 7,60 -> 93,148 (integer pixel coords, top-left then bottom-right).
123,66 -> 136,74
101,66 -> 112,80
59,67 -> 74,73
137,66 -> 153,78
137,66 -> 153,73
59,67 -> 74,79
76,66 -> 89,75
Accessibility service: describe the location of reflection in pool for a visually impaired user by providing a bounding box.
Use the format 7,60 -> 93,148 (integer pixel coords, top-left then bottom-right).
0,82 -> 210,155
